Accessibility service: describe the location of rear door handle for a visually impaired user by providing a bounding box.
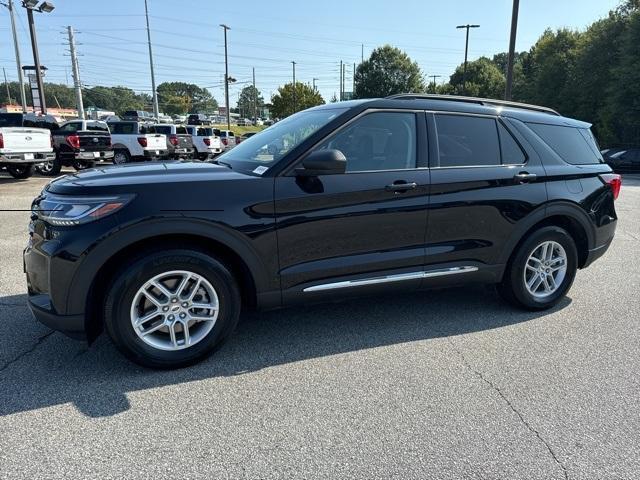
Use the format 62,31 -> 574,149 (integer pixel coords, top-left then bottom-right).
385,181 -> 418,192
514,172 -> 537,183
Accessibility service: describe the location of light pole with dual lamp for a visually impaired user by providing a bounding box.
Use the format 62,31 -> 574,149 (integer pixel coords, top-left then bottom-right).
22,0 -> 55,114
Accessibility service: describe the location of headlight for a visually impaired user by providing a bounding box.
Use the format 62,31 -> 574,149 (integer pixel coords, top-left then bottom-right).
35,193 -> 134,226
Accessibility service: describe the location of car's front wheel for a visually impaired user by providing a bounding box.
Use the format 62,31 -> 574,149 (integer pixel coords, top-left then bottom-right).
104,249 -> 241,368
6,164 -> 34,179
36,156 -> 62,176
497,226 -> 578,310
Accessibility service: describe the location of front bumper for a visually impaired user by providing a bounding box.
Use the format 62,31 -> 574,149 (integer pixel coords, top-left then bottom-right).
28,293 -> 86,340
0,151 -> 55,164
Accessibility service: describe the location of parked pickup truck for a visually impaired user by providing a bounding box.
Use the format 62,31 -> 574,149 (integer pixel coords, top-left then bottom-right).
37,119 -> 114,176
107,121 -> 167,164
217,129 -> 237,150
149,124 -> 195,159
0,113 -> 55,179
185,125 -> 223,160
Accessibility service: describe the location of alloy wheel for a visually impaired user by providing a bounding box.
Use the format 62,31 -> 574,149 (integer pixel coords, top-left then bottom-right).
130,270 -> 219,351
523,240 -> 567,298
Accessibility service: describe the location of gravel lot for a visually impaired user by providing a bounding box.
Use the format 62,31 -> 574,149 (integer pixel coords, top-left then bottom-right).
1,170 -> 639,479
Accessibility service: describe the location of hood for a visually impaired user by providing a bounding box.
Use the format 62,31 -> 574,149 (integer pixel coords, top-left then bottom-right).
47,160 -> 252,195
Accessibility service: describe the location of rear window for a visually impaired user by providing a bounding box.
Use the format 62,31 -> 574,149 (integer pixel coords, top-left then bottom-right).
87,123 -> 109,132
197,127 -> 213,136
176,126 -> 188,134
527,123 -> 604,164
0,113 -> 23,127
435,114 -> 500,167
109,123 -> 135,134
153,126 -> 171,134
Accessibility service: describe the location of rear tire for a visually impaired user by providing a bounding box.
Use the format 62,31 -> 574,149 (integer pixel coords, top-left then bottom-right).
497,226 -> 578,310
113,149 -> 130,165
36,155 -> 62,176
7,164 -> 34,179
73,159 -> 94,171
104,249 -> 241,369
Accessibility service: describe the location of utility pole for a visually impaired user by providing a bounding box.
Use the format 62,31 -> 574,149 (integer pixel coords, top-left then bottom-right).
144,0 -> 159,119
312,77 -> 318,91
2,0 -> 27,112
220,24 -> 231,130
504,0 -> 520,100
429,74 -> 441,93
252,67 -> 257,121
25,6 -> 47,114
291,61 -> 296,114
361,43 -> 364,63
339,60 -> 342,101
352,63 -> 355,95
67,26 -> 84,119
342,62 -> 346,99
456,24 -> 480,95
3,68 -> 12,104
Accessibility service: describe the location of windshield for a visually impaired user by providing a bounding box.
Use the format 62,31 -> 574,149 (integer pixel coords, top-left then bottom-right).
0,113 -> 23,128
216,107 -> 347,174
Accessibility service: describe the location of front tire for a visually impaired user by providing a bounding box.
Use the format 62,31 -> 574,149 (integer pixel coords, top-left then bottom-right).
497,226 -> 578,310
36,155 -> 62,176
7,164 -> 34,179
104,249 -> 241,369
113,149 -> 130,165
73,159 -> 94,171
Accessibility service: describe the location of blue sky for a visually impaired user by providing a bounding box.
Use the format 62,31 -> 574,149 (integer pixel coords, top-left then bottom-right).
1,0 -> 620,110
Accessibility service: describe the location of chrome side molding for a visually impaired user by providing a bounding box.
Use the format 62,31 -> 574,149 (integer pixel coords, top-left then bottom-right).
303,266 -> 479,292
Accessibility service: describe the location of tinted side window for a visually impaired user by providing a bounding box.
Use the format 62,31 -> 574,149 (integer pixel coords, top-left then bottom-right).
498,122 -> 526,164
176,126 -> 188,134
435,114 -> 500,167
316,112 -> 417,172
527,123 -> 603,165
61,123 -> 79,132
109,123 -> 135,134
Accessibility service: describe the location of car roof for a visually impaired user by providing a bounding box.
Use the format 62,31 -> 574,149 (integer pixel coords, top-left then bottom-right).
309,94 -> 591,129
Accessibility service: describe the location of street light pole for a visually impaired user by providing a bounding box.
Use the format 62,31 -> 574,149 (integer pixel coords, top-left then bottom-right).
144,0 -> 159,119
25,5 -> 46,114
505,0 -> 520,100
220,24 -> 231,130
1,0 -> 28,112
429,75 -> 441,93
291,61 -> 296,114
456,24 -> 480,95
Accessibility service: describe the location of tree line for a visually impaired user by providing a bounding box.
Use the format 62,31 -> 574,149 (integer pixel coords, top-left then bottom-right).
353,0 -> 640,147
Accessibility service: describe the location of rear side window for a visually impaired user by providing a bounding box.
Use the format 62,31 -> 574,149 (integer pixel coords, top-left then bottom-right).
87,123 -> 108,132
109,123 -> 135,134
435,114 -> 500,167
527,123 -> 604,164
498,122 -> 526,164
153,126 -> 171,134
176,126 -> 188,134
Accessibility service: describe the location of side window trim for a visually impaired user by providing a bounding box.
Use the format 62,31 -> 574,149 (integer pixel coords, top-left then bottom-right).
497,118 -> 528,165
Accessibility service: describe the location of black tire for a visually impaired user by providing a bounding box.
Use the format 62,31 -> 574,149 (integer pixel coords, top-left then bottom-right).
497,226 -> 578,310
104,249 -> 241,369
113,149 -> 130,165
36,156 -> 62,176
7,164 -> 34,179
73,159 -> 95,171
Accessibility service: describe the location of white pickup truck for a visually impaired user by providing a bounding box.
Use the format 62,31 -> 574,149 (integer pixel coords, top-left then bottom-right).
0,113 -> 56,179
185,126 -> 223,160
107,121 -> 167,164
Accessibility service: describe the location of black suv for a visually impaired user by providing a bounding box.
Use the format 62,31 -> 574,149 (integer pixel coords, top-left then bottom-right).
24,95 -> 620,368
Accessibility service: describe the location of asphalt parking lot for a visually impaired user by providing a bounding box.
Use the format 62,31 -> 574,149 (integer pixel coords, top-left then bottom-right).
0,170 -> 639,479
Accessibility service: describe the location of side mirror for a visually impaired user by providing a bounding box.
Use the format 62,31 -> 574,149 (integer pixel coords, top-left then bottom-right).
297,149 -> 346,176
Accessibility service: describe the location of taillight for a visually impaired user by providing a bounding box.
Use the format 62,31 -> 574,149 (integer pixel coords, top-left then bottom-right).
137,137 -> 148,147
0,133 -> 4,149
67,134 -> 80,149
203,138 -> 211,146
600,173 -> 622,200
221,138 -> 228,146
169,134 -> 179,146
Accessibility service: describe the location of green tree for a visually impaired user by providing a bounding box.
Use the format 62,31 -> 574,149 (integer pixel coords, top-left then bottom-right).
449,57 -> 505,98
271,82 -> 324,118
354,45 -> 425,98
236,85 -> 264,118
84,86 -> 150,115
157,82 -> 217,115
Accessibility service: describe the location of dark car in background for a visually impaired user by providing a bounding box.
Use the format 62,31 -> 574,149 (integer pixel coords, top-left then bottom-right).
187,113 -> 208,125
38,119 -> 113,176
122,110 -> 157,124
601,146 -> 640,171
24,94 -> 620,369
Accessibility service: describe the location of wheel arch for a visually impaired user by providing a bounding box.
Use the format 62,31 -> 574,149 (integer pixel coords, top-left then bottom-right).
68,220 -> 269,342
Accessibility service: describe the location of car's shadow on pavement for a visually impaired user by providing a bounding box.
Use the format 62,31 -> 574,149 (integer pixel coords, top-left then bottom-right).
0,286 -> 571,418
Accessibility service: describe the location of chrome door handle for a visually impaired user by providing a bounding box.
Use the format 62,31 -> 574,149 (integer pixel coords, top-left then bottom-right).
385,182 -> 418,192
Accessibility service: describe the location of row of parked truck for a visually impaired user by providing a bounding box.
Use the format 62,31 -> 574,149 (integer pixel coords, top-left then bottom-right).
0,112 -> 239,178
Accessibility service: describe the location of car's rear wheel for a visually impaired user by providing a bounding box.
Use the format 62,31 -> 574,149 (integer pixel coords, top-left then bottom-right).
497,226 -> 578,310
73,159 -> 94,171
113,149 -> 130,165
36,156 -> 62,176
7,164 -> 34,179
104,249 -> 241,368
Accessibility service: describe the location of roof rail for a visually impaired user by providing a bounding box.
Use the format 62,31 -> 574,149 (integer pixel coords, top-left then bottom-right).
385,93 -> 560,116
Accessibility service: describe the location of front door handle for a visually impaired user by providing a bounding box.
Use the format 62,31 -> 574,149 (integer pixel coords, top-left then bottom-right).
514,172 -> 537,183
385,181 -> 418,192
